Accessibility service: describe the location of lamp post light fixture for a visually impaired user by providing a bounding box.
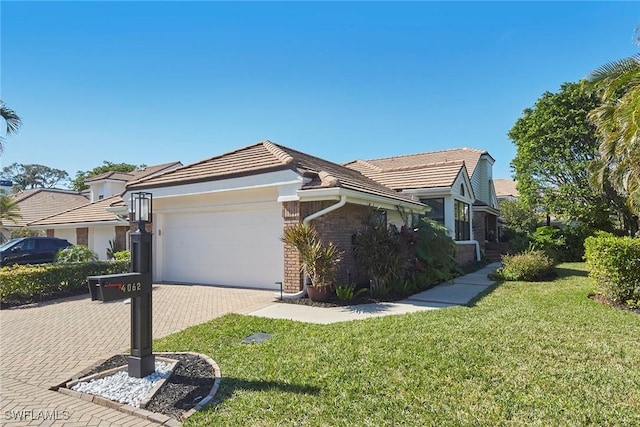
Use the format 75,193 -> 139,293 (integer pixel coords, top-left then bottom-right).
130,191 -> 152,228
127,191 -> 155,378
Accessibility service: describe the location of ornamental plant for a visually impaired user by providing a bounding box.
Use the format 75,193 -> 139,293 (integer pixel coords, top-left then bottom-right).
490,249 -> 554,281
281,223 -> 342,289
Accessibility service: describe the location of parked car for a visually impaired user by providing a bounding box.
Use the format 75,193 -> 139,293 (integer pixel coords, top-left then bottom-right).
0,237 -> 72,267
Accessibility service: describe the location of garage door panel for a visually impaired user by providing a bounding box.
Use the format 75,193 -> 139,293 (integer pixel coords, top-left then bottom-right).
160,207 -> 283,289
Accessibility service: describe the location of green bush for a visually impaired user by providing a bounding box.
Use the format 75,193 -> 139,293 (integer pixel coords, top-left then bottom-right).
529,225 -> 595,262
584,235 -> 640,307
0,260 -> 130,302
490,249 -> 555,281
113,250 -> 130,261
56,245 -> 99,263
335,284 -> 368,301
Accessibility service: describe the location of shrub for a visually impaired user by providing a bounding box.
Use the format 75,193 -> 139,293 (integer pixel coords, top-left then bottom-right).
113,250 -> 130,261
55,245 -> 99,263
0,260 -> 130,303
353,209 -> 415,296
584,235 -> 640,307
335,284 -> 368,301
529,225 -> 595,262
414,218 -> 458,281
490,249 -> 554,281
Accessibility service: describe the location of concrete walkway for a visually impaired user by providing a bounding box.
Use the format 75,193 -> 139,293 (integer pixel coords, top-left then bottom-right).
248,262 -> 501,324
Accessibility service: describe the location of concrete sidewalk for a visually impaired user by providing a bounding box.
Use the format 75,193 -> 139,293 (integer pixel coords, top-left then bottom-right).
248,262 -> 502,324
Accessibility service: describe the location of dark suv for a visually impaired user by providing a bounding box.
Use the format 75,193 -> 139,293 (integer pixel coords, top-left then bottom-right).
0,237 -> 72,267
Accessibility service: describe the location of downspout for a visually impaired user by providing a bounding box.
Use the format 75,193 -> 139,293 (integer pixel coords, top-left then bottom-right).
276,195 -> 348,300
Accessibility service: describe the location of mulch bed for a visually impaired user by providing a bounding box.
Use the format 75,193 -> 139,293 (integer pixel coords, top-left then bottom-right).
589,294 -> 640,315
76,353 -> 215,420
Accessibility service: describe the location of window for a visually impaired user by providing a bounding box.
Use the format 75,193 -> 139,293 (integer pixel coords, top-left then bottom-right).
454,200 -> 470,241
460,183 -> 465,197
420,198 -> 445,224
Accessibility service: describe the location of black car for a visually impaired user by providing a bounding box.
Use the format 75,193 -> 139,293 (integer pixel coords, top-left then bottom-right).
0,237 -> 72,266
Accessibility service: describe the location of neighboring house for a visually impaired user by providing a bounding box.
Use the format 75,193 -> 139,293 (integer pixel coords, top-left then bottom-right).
124,141 -> 426,292
494,178 -> 519,201
1,188 -> 89,241
28,195 -> 130,260
345,147 -> 501,263
27,162 -> 181,260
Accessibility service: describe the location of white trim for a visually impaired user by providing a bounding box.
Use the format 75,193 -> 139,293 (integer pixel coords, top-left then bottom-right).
28,220 -> 125,229
124,170 -> 302,200
297,187 -> 426,213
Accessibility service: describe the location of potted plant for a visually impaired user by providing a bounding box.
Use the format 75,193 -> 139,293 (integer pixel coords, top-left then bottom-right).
281,223 -> 342,302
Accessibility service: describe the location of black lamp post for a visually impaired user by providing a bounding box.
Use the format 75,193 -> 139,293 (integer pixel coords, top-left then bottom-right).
128,192 -> 155,378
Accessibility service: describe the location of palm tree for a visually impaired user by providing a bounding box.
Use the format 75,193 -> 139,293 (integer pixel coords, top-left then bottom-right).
0,100 -> 23,154
0,190 -> 21,227
586,53 -> 640,213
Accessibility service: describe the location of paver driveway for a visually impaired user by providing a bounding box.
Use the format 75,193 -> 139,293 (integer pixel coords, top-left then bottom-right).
0,284 -> 273,426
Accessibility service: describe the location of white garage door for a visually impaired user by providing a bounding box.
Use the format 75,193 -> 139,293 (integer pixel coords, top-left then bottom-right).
159,205 -> 283,289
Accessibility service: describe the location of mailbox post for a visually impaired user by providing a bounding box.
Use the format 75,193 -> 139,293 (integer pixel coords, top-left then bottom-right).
87,192 -> 155,378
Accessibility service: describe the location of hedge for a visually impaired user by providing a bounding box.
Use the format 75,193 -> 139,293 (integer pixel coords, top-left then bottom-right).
584,235 -> 640,308
0,260 -> 130,302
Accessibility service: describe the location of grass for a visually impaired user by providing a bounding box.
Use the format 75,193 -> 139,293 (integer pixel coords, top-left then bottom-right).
155,263 -> 640,426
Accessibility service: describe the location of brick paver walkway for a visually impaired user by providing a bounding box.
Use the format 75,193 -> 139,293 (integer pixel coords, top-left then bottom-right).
0,284 -> 273,426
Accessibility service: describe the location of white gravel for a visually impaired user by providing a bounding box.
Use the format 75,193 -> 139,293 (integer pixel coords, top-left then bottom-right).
72,362 -> 173,407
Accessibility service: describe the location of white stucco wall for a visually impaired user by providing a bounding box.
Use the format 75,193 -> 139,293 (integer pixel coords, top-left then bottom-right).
89,227 -> 116,260
54,228 -> 77,245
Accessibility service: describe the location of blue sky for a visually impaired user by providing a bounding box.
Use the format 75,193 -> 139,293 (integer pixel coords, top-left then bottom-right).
1,1 -> 638,182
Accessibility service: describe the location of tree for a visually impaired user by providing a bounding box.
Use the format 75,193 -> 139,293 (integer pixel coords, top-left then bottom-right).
498,199 -> 542,234
71,161 -> 141,192
508,81 -> 631,231
0,163 -> 69,192
0,190 -> 21,227
0,100 -> 22,154
586,52 -> 640,215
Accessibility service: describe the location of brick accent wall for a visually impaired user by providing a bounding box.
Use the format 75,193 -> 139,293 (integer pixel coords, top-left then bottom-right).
76,228 -> 89,246
473,211 -> 486,249
282,201 -> 303,293
302,201 -> 367,287
455,243 -> 476,266
281,201 -> 368,292
115,226 -> 128,252
46,229 -> 54,237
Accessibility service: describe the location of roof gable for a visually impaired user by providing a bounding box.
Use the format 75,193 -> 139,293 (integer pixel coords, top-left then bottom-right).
345,159 -> 467,190
127,141 -> 422,207
354,147 -> 491,179
7,188 -> 89,227
28,195 -> 124,227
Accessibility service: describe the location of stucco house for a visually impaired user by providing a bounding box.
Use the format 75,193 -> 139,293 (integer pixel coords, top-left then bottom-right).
345,148 -> 501,263
123,141 -> 426,292
27,162 -> 181,260
1,188 -> 89,241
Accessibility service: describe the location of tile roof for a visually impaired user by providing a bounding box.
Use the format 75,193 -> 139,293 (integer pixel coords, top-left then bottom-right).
345,159 -> 466,190
85,162 -> 182,183
127,141 -> 423,206
352,147 -> 491,179
494,178 -> 519,198
29,195 -> 125,226
7,189 -> 89,227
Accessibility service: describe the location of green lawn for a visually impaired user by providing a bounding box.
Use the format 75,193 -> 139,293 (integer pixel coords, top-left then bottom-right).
155,263 -> 640,426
